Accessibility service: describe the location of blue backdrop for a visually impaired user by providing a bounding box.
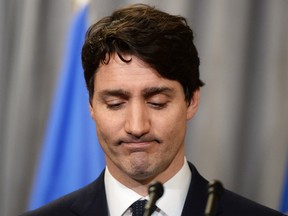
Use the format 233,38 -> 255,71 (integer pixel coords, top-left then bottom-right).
29,5 -> 105,210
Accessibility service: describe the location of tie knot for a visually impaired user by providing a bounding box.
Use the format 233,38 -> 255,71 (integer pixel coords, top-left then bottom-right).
131,199 -> 147,216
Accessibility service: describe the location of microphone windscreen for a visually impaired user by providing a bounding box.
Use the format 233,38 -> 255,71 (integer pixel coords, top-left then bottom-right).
148,182 -> 164,200
207,180 -> 224,197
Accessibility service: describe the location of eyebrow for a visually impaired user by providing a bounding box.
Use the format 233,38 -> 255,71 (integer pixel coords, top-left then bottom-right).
142,87 -> 175,99
98,86 -> 175,100
98,89 -> 131,100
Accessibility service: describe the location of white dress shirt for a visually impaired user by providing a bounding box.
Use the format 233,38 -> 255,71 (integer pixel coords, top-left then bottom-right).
105,159 -> 192,216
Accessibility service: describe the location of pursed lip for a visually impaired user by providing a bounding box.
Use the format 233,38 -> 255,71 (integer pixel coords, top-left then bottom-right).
120,141 -> 155,151
119,136 -> 160,145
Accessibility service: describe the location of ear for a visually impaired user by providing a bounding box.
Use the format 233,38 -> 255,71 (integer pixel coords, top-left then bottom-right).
186,89 -> 200,120
89,103 -> 95,118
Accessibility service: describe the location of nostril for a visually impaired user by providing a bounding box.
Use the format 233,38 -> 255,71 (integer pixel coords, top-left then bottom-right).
125,124 -> 150,138
124,103 -> 150,137
124,118 -> 150,138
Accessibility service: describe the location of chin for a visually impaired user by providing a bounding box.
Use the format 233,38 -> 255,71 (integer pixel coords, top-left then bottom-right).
130,173 -> 155,183
127,166 -> 159,182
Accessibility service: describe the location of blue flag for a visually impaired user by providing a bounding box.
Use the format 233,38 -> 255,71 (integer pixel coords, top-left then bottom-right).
281,161 -> 288,213
28,5 -> 105,210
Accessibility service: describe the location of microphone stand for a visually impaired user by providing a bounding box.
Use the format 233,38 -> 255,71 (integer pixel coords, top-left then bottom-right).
144,182 -> 164,216
204,180 -> 224,216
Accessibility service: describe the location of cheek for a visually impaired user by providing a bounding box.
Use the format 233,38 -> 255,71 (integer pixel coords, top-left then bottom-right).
93,110 -> 125,143
154,109 -> 187,142
166,122 -> 186,143
94,120 -> 120,158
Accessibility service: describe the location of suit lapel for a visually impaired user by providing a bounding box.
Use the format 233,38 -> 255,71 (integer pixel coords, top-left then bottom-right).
182,163 -> 223,216
68,163 -> 222,216
181,163 -> 209,216
70,170 -> 109,216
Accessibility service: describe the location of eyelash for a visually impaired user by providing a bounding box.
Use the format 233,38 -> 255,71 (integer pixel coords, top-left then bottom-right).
106,102 -> 125,110
147,102 -> 167,109
105,101 -> 168,110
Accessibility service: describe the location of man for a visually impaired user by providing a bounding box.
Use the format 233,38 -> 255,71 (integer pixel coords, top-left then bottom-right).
22,4 -> 284,216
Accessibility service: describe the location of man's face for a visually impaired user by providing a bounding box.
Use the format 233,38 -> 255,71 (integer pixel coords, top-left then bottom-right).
90,54 -> 199,184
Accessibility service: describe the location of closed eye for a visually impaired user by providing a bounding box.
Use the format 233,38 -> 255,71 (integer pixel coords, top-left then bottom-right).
106,102 -> 126,110
147,102 -> 167,109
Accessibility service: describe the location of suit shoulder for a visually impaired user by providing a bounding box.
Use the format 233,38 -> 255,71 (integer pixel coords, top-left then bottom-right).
221,189 -> 284,216
19,181 -> 97,216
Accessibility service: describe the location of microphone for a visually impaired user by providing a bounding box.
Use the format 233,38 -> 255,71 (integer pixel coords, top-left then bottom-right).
205,180 -> 224,216
144,182 -> 164,216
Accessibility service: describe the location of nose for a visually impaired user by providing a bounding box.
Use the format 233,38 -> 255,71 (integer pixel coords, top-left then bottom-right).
124,101 -> 150,138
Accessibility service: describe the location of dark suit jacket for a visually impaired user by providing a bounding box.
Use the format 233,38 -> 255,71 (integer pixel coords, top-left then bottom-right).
21,163 -> 284,216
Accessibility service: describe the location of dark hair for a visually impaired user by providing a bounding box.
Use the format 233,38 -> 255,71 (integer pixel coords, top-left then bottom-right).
82,4 -> 204,104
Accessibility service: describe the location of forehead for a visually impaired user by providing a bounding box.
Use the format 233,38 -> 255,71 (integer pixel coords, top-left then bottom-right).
94,54 -> 183,93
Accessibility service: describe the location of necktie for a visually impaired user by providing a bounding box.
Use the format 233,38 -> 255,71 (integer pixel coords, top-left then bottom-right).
131,200 -> 147,216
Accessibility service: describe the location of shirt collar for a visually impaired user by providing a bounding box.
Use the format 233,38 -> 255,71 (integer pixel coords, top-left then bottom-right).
156,159 -> 191,215
104,159 -> 191,216
105,168 -> 142,216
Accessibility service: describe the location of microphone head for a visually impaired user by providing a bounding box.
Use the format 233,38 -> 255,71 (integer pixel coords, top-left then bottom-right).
148,182 -> 164,199
207,180 -> 224,197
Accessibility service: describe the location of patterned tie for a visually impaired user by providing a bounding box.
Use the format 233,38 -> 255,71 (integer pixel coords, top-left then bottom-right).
131,199 -> 147,216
